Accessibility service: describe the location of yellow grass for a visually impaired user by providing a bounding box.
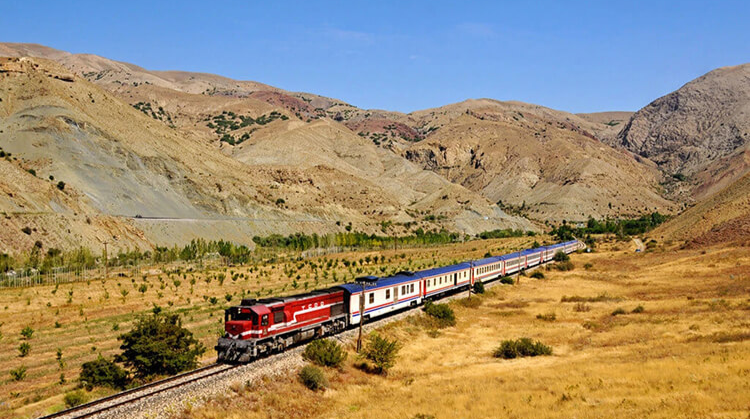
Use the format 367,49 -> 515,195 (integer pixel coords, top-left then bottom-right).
0,237 -> 537,418
180,242 -> 750,419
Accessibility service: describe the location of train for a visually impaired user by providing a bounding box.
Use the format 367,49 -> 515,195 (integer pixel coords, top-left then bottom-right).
216,240 -> 583,363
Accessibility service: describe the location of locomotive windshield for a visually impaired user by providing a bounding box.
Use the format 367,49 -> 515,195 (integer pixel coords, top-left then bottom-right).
228,307 -> 258,325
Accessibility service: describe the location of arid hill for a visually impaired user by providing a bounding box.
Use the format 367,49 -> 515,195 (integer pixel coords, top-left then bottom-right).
612,64 -> 750,199
0,56 -> 526,253
402,100 -> 674,221
9,43 -> 750,251
653,170 -> 750,246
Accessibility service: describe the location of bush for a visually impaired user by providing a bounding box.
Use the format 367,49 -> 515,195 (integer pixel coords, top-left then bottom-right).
500,276 -> 515,285
457,296 -> 482,309
536,312 -> 556,322
303,339 -> 347,368
10,366 -> 27,381
611,307 -> 626,316
583,263 -> 593,270
21,226 -> 32,235
493,338 -> 552,359
573,302 -> 590,312
530,271 -> 545,279
56,181 -> 66,191
423,302 -> 456,327
80,356 -> 130,390
362,333 -> 401,374
555,261 -> 575,271
631,305 -> 645,313
553,251 -> 570,262
117,310 -> 206,379
472,281 -> 485,294
63,390 -> 87,408
18,342 -> 30,357
21,326 -> 34,339
298,365 -> 327,391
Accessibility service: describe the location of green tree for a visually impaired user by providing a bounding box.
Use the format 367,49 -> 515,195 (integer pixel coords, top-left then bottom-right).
362,333 -> 400,375
303,338 -> 348,368
80,355 -> 130,390
117,310 -> 205,379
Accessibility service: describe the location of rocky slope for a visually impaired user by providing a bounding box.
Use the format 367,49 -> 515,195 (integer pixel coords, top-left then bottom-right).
613,64 -> 750,198
19,43 -> 750,251
653,170 -> 750,246
402,100 -> 674,221
0,56 -> 526,253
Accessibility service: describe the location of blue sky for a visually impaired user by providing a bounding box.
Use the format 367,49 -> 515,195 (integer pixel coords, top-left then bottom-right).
2,0 -> 748,113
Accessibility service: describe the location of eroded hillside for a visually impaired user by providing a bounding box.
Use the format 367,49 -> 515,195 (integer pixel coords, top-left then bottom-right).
0,56 -> 526,252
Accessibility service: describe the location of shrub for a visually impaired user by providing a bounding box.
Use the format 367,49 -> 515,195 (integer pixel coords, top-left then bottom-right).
80,356 -> 130,390
530,271 -> 545,279
56,181 -> 66,191
423,302 -> 456,327
493,338 -> 552,359
299,365 -> 327,391
536,312 -> 556,321
611,307 -> 626,316
63,390 -> 87,408
362,333 -> 400,374
583,263 -> 593,270
553,251 -> 570,262
117,311 -> 206,379
303,339 -> 347,368
573,302 -> 590,312
10,366 -> 27,381
500,276 -> 515,285
21,326 -> 34,339
631,305 -> 645,313
18,342 -> 30,357
472,281 -> 485,294
458,297 -> 482,309
555,261 -> 574,271
21,226 -> 32,235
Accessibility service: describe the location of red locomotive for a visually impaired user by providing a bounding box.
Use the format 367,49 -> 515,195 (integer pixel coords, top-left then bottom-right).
217,287 -> 348,363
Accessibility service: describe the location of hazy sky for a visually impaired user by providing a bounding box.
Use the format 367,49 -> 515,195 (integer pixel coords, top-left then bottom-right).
3,0 -> 748,113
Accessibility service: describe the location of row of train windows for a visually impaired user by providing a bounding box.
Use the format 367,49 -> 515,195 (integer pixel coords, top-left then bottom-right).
370,283 -> 417,304
478,263 -> 502,275
426,271 -> 466,288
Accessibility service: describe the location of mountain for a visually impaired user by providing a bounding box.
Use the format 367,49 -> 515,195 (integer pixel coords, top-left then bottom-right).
17,42 -> 744,252
612,64 -> 750,199
0,54 -> 528,253
401,100 -> 674,221
653,170 -> 750,247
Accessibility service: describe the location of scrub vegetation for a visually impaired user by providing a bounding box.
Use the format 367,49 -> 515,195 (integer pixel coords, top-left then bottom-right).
176,240 -> 749,419
0,237 -> 537,417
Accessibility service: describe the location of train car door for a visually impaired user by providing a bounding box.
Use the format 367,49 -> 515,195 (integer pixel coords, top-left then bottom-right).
394,286 -> 399,303
453,273 -> 458,286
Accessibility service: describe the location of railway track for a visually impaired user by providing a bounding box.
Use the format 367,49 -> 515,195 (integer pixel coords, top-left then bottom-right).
40,257 -> 564,419
39,363 -> 238,419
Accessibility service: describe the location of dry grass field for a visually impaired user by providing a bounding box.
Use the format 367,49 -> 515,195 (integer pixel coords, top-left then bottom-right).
0,237 -> 538,418
180,242 -> 750,419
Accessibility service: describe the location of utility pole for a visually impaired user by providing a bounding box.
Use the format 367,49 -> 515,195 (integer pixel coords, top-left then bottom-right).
468,260 -> 473,299
355,276 -> 378,353
103,241 -> 109,280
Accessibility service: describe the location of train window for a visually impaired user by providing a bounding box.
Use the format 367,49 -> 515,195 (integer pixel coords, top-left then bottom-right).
386,289 -> 391,299
369,293 -> 374,304
231,308 -> 253,321
261,314 -> 269,326
410,283 -> 415,293
273,311 -> 284,324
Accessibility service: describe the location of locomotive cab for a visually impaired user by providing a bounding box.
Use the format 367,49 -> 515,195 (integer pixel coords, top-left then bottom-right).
224,305 -> 270,339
